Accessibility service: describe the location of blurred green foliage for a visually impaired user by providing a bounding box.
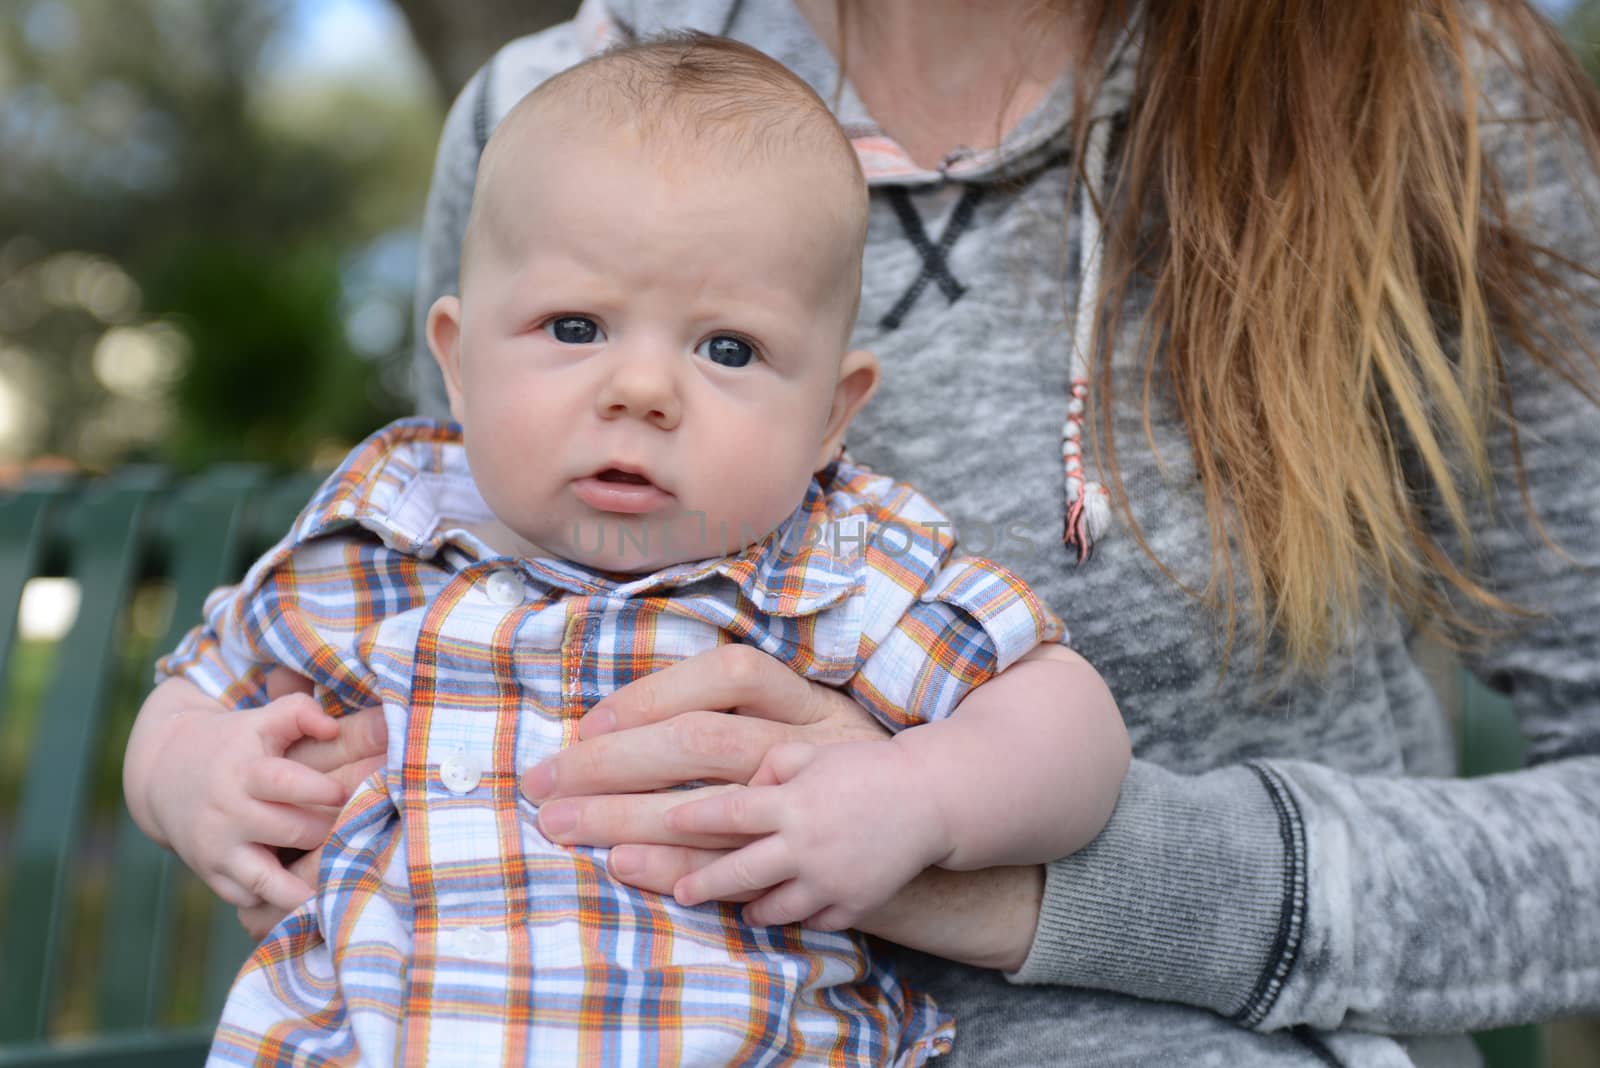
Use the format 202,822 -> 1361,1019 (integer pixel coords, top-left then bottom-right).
1567,2 -> 1600,82
0,0 -> 440,472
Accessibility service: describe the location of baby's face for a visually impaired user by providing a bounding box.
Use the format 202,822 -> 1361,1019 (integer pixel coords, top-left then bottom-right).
431,120 -> 873,572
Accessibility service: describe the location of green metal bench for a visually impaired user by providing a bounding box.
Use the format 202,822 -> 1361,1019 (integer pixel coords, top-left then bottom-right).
0,467 -> 321,1067
0,467 -> 1552,1066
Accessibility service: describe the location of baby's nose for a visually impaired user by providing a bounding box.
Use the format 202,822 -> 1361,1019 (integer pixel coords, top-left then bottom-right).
596,347 -> 681,429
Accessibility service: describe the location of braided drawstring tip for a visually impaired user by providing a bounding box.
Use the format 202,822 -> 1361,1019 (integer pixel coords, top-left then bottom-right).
1063,482 -> 1111,563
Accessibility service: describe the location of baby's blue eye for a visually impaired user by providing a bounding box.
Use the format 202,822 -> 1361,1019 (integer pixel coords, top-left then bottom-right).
697,335 -> 756,368
546,316 -> 605,344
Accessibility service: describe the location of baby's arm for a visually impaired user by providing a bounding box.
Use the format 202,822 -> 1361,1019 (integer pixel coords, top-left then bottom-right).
123,674 -> 353,909
126,526 -> 396,914
668,644 -> 1128,930
893,642 -> 1127,869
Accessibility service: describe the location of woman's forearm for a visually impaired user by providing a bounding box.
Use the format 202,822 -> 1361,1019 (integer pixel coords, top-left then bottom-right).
856,864 -> 1044,972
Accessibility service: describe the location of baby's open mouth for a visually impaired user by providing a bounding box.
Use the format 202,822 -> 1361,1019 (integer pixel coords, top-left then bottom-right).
595,468 -> 652,486
572,467 -> 672,514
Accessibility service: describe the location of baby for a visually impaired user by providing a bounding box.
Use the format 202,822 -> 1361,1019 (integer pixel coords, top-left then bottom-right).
136,34 -> 1127,1067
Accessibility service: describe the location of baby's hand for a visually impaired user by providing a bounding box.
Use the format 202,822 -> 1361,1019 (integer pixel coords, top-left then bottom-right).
664,740 -> 950,931
142,691 -> 350,910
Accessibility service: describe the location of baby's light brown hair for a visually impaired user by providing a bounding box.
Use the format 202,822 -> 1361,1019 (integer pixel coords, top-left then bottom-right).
461,33 -> 868,307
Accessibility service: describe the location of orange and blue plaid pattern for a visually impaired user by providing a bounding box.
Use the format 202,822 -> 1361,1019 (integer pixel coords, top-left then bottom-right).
159,418 -> 1063,1067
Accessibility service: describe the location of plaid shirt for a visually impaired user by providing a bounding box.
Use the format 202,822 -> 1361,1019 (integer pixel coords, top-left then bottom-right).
160,419 -> 1064,1067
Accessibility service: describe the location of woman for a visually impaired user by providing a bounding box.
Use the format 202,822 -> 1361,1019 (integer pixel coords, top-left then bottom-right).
132,0 -> 1600,1063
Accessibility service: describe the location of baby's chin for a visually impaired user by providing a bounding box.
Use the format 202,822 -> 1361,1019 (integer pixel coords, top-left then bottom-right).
541,513 -> 772,575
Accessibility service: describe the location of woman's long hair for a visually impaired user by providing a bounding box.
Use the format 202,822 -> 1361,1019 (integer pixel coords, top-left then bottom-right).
1060,0 -> 1600,671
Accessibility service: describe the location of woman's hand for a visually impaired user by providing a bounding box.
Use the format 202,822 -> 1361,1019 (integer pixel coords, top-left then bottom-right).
519,645 -> 1047,971
523,644 -> 888,872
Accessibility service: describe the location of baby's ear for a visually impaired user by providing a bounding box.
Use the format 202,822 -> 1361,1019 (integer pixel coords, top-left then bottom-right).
816,349 -> 880,469
426,295 -> 466,423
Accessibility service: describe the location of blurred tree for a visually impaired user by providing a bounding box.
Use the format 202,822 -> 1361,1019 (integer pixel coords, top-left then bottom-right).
0,0 -> 438,471
1566,0 -> 1600,80
390,0 -> 576,100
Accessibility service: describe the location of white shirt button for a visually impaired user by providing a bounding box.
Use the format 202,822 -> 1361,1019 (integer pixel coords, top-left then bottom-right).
456,927 -> 494,959
439,751 -> 482,794
484,568 -> 524,605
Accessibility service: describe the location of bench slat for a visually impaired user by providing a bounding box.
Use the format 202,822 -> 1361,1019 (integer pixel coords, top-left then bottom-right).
0,472 -> 166,1041
98,469 -> 271,1032
0,1027 -> 209,1067
0,483 -> 71,736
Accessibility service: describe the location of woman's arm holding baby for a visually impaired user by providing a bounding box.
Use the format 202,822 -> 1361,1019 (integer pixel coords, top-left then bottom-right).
530,643 -> 1126,946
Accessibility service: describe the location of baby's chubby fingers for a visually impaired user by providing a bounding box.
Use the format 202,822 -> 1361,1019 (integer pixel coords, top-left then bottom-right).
673,836 -> 795,907
213,843 -> 317,912
205,871 -> 261,911
241,799 -> 339,854
236,847 -> 321,941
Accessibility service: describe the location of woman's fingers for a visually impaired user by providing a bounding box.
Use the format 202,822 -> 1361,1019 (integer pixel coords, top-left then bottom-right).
264,666 -> 314,700
524,711 -> 790,801
803,904 -> 855,933
674,836 -> 795,907
537,784 -> 752,849
580,645 -> 819,737
283,705 -> 387,775
606,844 -> 759,900
207,871 -> 260,910
327,754 -> 387,796
245,757 -> 347,808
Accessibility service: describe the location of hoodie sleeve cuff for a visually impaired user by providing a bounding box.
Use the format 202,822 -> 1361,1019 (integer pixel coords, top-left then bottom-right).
1008,760 -> 1308,1027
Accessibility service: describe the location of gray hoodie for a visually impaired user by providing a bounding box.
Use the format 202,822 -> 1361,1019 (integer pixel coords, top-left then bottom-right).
410,3 -> 1600,1064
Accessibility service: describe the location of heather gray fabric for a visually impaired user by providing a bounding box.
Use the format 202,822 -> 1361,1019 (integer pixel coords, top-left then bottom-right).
409,3 -> 1600,1064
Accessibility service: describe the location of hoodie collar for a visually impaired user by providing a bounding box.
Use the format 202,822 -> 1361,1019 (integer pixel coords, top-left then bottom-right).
594,0 -> 1138,185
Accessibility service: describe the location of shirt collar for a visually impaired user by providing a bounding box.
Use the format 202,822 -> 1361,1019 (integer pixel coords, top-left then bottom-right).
297,418 -> 859,618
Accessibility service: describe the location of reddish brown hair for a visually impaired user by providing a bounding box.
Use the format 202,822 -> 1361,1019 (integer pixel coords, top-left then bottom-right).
1058,1 -> 1600,670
